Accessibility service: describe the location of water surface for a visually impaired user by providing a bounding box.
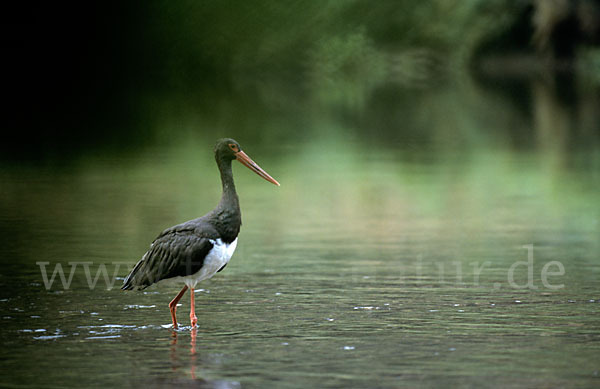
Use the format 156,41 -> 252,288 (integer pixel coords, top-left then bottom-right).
1,77 -> 599,387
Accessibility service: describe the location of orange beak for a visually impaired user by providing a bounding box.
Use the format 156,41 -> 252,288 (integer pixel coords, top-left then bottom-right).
235,150 -> 280,186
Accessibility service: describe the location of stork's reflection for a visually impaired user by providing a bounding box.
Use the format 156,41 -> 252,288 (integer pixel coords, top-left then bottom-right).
190,327 -> 197,378
170,327 -> 198,379
169,328 -> 241,388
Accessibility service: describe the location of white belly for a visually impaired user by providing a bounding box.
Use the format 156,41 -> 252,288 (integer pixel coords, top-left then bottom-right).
180,238 -> 237,288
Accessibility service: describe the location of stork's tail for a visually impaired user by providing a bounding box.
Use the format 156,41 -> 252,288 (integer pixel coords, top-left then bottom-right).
121,255 -> 147,290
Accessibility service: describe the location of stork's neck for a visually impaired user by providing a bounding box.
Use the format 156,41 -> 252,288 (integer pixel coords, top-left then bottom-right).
217,159 -> 239,208
213,158 -> 241,242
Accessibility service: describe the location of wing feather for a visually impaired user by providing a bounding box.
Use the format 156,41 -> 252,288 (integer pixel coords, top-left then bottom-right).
122,229 -> 214,290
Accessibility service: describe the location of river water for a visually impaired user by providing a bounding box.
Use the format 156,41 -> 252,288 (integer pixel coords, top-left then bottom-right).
1,71 -> 599,388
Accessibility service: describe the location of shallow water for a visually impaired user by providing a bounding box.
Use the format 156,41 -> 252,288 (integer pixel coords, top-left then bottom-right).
1,77 -> 600,388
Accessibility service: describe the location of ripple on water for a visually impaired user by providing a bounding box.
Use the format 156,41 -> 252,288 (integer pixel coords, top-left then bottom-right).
78,324 -> 137,329
25,323 -> 171,341
124,305 -> 157,309
33,335 -> 66,340
29,329 -> 65,340
85,335 -> 121,340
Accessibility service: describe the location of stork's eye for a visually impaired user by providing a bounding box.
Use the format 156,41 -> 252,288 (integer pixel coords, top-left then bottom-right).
228,143 -> 239,152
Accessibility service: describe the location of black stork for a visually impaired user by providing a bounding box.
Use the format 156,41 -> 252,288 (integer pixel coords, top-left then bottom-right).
121,138 -> 279,329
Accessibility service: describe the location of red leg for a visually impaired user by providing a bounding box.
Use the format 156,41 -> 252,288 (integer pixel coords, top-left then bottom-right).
169,285 -> 188,329
190,287 -> 198,327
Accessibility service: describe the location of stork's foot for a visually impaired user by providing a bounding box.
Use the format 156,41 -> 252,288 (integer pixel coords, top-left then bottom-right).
169,305 -> 178,329
169,300 -> 182,329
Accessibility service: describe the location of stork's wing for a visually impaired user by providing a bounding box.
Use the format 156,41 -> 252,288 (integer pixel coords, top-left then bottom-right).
121,230 -> 214,290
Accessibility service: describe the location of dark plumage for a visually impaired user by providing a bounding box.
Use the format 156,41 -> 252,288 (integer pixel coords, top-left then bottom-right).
121,226 -> 216,290
121,138 -> 279,328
